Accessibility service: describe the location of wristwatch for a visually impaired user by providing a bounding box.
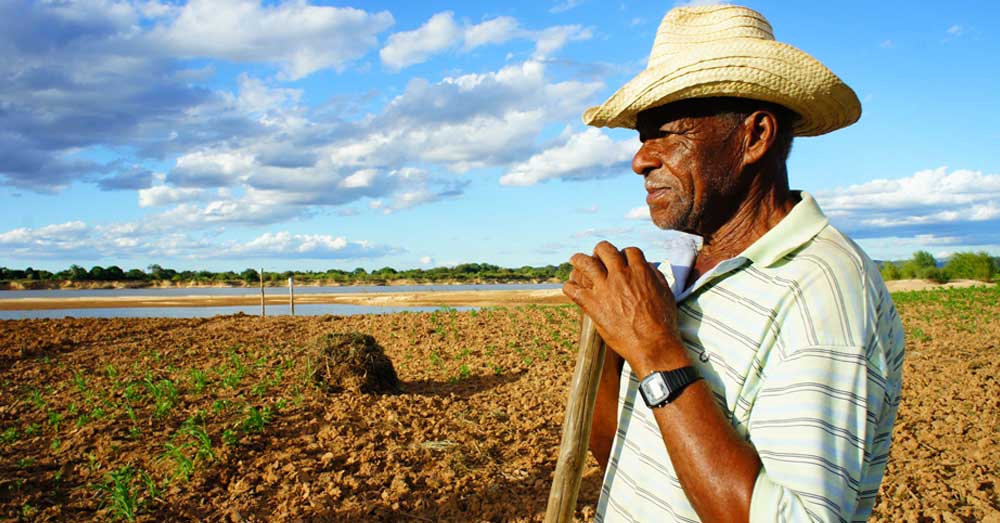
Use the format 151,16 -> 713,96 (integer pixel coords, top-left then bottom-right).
638,366 -> 702,408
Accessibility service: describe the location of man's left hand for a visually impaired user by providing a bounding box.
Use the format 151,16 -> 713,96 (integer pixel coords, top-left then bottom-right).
563,241 -> 691,376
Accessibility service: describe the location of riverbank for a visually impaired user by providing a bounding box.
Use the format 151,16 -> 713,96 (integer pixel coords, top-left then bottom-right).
0,289 -> 570,311
0,278 -> 562,291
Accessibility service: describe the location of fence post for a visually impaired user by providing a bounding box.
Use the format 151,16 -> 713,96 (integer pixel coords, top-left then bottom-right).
260,267 -> 265,317
289,275 -> 295,316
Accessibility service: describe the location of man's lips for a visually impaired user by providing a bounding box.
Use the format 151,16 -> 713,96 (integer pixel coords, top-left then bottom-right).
645,184 -> 672,205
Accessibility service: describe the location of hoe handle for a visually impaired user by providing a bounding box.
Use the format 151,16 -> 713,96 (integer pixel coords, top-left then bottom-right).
544,313 -> 606,523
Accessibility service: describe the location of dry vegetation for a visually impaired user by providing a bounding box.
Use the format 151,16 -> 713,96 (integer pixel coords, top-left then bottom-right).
1,287 -> 999,522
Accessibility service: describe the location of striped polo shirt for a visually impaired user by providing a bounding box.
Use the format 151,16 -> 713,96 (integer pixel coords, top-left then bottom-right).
595,192 -> 905,523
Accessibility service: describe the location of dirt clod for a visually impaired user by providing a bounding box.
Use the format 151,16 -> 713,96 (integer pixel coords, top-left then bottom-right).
310,332 -> 401,394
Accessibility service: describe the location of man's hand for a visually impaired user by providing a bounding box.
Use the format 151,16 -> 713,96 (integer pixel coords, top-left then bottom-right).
563,241 -> 692,376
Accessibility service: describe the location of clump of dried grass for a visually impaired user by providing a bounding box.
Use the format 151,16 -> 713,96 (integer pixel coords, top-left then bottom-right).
309,332 -> 400,394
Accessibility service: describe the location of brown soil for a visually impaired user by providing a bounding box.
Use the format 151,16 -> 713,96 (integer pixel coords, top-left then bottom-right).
885,279 -> 994,293
1,288 -> 999,522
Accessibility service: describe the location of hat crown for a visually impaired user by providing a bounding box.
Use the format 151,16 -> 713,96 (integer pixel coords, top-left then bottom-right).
649,5 -> 774,68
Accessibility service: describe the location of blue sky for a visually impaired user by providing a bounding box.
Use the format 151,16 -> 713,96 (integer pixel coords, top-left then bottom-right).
2,0 -> 998,272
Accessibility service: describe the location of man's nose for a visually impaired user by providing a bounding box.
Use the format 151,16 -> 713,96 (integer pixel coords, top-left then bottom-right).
632,143 -> 659,176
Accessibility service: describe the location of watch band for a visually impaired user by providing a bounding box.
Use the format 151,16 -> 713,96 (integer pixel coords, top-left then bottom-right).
639,366 -> 702,409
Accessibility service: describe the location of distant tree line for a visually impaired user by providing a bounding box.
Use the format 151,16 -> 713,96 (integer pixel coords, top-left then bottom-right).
0,262 -> 575,287
879,251 -> 999,283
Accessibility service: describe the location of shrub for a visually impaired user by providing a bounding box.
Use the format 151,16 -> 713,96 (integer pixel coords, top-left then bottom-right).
899,250 -> 938,279
879,262 -> 901,281
944,251 -> 997,282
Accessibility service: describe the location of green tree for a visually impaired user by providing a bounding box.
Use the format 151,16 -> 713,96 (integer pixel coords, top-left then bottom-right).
899,251 -> 938,279
68,264 -> 88,281
879,262 -> 901,281
240,268 -> 260,282
944,251 -> 997,282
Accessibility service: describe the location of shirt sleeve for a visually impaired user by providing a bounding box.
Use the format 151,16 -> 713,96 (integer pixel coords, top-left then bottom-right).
746,342 -> 900,523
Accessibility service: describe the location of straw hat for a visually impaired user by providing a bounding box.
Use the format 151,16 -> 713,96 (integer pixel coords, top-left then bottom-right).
582,4 -> 861,136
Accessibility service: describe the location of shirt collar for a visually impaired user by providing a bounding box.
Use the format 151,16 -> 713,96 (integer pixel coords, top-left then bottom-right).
738,191 -> 829,268
676,191 -> 829,301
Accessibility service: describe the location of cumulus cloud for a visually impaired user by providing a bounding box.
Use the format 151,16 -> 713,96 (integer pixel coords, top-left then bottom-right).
625,206 -> 650,220
380,11 -> 591,69
500,128 -> 634,186
463,16 -> 519,50
550,0 -> 583,14
814,167 -> 1000,239
223,232 -> 395,259
532,25 -> 592,59
380,11 -> 463,70
148,0 -> 394,80
572,226 -> 633,239
0,221 -> 397,262
138,185 -> 209,208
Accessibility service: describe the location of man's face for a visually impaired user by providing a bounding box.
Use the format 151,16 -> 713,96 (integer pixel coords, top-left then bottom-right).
632,102 -> 747,233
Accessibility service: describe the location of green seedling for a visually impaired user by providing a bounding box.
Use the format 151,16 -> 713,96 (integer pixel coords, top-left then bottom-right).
72,371 -> 88,394
188,369 -> 208,394
240,406 -> 273,433
27,388 -> 45,409
221,429 -> 239,447
47,410 -> 64,431
179,418 -> 216,462
105,364 -> 118,379
1,427 -> 17,445
95,465 -> 141,521
160,442 -> 195,484
221,352 -> 248,388
143,377 -> 178,418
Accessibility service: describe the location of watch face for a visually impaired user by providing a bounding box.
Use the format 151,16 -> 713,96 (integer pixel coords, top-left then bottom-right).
640,374 -> 671,405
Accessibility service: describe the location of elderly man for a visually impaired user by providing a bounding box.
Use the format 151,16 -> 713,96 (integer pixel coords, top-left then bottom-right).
563,5 -> 904,523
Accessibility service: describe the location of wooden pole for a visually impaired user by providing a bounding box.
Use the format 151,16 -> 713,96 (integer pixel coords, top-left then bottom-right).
544,313 -> 606,523
260,267 -> 265,317
288,275 -> 295,316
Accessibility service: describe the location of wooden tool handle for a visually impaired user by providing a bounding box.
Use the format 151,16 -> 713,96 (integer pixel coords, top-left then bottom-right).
544,313 -> 606,523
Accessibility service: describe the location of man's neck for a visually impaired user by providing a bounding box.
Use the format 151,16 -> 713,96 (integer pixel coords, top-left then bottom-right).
688,168 -> 797,285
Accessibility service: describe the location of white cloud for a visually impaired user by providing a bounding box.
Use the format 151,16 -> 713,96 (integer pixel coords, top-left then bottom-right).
419,256 -> 434,265
573,226 -> 633,239
576,205 -> 600,214
225,232 -> 393,259
138,185 -> 208,208
380,11 -> 463,70
813,167 -> 1000,249
464,17 -> 519,50
815,167 -> 1000,215
380,12 -> 590,69
550,0 -> 583,14
168,150 -> 257,188
625,206 -> 650,220
0,221 -> 396,261
946,25 -> 964,37
234,74 -> 302,114
148,0 -> 394,80
532,25 -> 592,59
500,128 -> 634,186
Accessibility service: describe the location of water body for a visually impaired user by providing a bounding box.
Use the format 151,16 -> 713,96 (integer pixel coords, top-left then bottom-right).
1,283 -> 560,299
0,303 -> 477,320
0,283 -> 557,319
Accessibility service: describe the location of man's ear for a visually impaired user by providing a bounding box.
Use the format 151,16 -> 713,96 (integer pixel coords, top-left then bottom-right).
741,110 -> 779,166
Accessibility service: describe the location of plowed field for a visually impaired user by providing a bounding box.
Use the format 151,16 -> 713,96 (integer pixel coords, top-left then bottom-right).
2,286 -> 999,522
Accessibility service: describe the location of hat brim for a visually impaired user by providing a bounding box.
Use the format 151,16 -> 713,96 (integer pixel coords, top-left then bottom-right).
582,39 -> 861,137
